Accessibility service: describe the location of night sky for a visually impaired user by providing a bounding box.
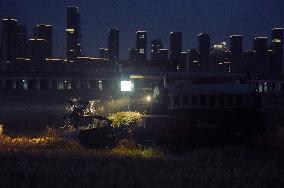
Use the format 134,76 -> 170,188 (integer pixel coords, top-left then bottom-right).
0,0 -> 284,59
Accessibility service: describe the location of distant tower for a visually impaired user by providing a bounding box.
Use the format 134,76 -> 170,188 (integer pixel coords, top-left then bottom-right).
15,24 -> 28,58
198,33 -> 211,71
34,24 -> 53,58
108,29 -> 119,62
66,6 -> 81,62
99,48 -> 109,59
27,38 -> 48,63
151,39 -> 163,61
230,35 -> 243,72
158,49 -> 169,61
254,37 -> 268,73
129,48 -> 138,61
271,28 -> 283,75
1,18 -> 18,64
170,32 -> 182,62
136,31 -> 147,61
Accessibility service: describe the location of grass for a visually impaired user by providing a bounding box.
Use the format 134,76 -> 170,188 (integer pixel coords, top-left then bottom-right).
0,99 -> 283,187
0,131 -> 284,188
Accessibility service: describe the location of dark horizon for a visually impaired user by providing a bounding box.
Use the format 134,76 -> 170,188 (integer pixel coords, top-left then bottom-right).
0,0 -> 284,59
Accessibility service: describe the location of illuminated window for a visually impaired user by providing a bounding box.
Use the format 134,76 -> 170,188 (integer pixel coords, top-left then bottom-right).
99,81 -> 103,91
140,35 -> 145,39
272,39 -> 281,43
66,28 -> 75,34
139,49 -> 145,54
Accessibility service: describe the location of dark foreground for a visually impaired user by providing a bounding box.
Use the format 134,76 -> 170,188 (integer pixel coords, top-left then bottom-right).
0,133 -> 283,188
0,94 -> 283,188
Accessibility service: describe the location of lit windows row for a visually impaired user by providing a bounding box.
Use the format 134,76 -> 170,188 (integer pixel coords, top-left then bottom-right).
0,79 -> 106,91
170,94 -> 246,108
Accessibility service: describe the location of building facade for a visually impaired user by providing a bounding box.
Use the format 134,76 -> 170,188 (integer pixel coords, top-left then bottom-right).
1,18 -> 18,64
136,31 -> 147,61
108,29 -> 119,62
66,6 -> 81,62
170,32 -> 182,62
150,39 -> 163,61
230,35 -> 243,73
34,24 -> 53,58
198,33 -> 211,71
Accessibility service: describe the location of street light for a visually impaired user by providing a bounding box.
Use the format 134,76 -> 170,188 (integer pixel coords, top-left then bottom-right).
121,81 -> 132,92
121,81 -> 132,110
146,95 -> 151,102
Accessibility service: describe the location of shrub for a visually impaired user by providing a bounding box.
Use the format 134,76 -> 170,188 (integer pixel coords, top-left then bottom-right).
108,111 -> 143,128
108,111 -> 144,142
84,100 -> 105,116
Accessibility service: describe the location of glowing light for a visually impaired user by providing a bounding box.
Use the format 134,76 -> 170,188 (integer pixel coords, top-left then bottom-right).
37,24 -> 52,27
139,49 -> 145,54
230,35 -> 243,37
146,96 -> 151,102
2,18 -> 17,21
16,58 -> 31,61
121,81 -> 132,92
46,58 -> 63,61
255,37 -> 268,39
66,28 -> 75,34
272,39 -> 281,43
29,38 -> 46,41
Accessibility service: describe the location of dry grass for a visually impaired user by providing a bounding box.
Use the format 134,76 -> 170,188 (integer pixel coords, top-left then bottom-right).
0,130 -> 284,188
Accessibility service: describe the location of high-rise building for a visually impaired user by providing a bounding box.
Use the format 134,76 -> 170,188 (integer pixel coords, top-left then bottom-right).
211,42 -> 231,73
34,24 -> 53,57
230,35 -> 243,72
108,29 -> 119,61
1,18 -> 18,63
254,37 -> 268,73
66,6 -> 81,62
198,33 -> 210,71
244,50 -> 256,73
151,39 -> 163,61
27,38 -> 48,64
188,49 -> 200,72
271,28 -> 283,75
129,48 -> 138,61
158,49 -> 169,61
136,31 -> 147,61
99,48 -> 109,59
170,32 -> 182,62
15,24 -> 27,58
